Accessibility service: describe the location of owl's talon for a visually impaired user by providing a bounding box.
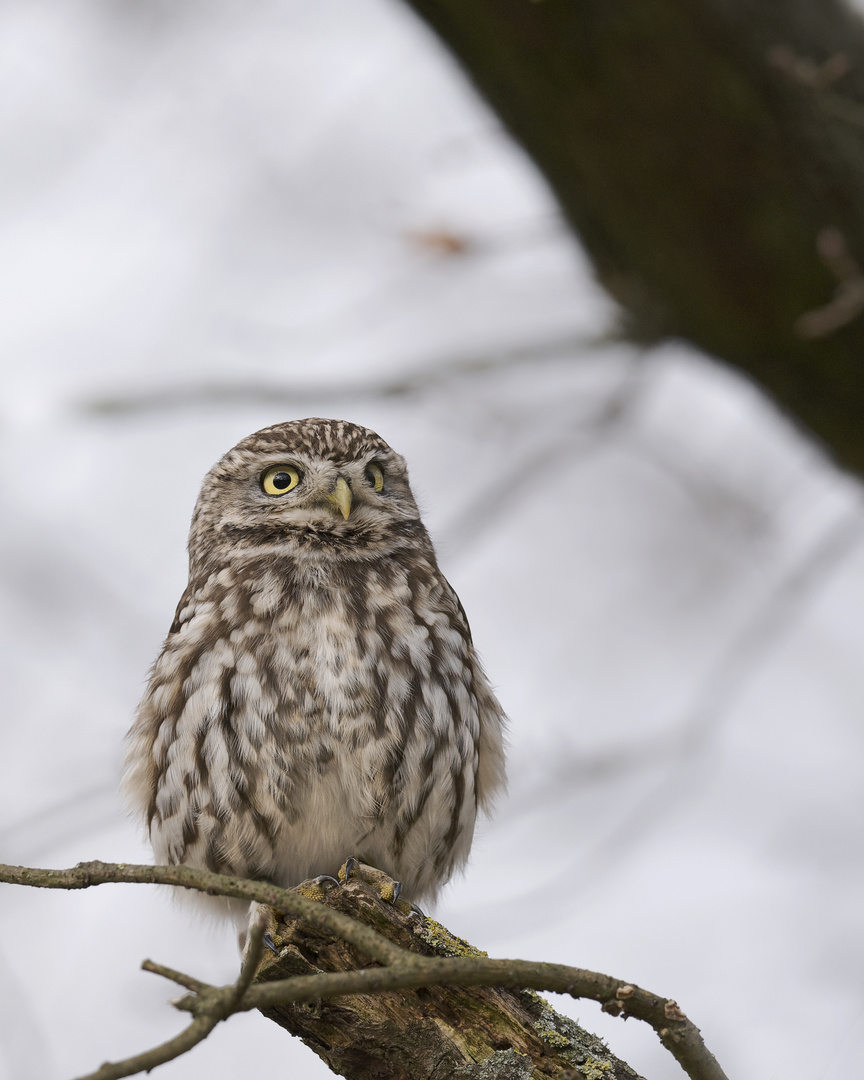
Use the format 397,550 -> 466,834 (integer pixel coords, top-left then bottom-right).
391,880 -> 403,904
343,856 -> 358,880
296,874 -> 341,900
262,931 -> 279,955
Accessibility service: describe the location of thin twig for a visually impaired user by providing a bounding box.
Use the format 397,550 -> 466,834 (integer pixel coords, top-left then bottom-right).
237,958 -> 727,1080
130,946 -> 728,1080
141,959 -> 208,994
227,918 -> 267,1014
0,860 -> 405,965
73,1015 -> 218,1080
79,918 -> 272,1079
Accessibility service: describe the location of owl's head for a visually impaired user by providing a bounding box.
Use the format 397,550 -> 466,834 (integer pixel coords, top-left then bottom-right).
188,418 -> 425,570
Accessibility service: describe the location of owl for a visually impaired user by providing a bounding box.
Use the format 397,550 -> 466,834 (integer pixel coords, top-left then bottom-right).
123,418 -> 506,928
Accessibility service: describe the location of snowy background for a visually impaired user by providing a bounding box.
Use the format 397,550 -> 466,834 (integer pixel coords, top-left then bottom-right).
0,2 -> 862,1078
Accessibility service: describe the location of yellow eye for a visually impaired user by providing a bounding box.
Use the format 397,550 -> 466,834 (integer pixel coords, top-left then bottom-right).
365,462 -> 384,492
261,465 -> 301,495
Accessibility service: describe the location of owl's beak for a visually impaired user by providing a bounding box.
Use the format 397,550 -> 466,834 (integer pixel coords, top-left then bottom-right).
327,476 -> 353,520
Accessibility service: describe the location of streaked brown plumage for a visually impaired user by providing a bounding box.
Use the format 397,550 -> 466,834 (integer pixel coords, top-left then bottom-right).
123,418 -> 506,925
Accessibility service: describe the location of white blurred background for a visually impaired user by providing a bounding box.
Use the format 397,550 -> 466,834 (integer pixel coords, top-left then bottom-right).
0,2 -> 862,1078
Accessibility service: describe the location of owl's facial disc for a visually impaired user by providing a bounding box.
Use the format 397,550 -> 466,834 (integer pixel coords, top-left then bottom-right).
255,458 -> 390,526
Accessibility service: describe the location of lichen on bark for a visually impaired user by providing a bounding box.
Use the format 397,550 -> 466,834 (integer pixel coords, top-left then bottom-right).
255,874 -> 643,1080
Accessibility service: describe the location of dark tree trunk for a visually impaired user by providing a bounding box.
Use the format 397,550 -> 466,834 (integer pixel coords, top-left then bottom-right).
400,0 -> 864,475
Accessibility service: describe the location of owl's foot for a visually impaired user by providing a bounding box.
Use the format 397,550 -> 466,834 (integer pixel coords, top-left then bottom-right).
339,857 -> 416,912
246,876 -> 344,957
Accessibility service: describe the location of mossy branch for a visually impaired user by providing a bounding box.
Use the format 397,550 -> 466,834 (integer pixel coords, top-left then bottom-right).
0,860 -> 728,1080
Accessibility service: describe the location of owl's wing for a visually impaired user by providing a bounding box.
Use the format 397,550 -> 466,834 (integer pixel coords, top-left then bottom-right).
168,583 -> 195,634
438,576 -> 507,815
450,590 -> 474,645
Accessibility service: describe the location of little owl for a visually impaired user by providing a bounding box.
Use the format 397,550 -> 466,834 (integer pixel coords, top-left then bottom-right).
123,418 -> 506,928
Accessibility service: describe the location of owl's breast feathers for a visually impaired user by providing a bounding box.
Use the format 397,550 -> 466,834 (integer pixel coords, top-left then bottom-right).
124,543 -> 505,895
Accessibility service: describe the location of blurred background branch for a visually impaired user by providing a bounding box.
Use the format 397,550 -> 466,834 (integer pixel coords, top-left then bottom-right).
401,0 -> 864,474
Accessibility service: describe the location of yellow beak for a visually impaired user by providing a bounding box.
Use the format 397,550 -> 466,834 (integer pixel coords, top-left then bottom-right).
327,476 -> 353,520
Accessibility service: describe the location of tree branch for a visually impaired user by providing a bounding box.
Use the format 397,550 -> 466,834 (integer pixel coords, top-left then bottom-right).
0,859 -> 405,965
0,860 -> 728,1080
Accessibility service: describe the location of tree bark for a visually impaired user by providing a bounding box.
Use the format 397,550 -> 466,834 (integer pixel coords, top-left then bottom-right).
399,0 -> 864,475
255,874 -> 644,1080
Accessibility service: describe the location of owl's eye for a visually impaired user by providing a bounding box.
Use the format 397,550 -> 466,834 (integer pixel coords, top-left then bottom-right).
261,465 -> 301,495
365,462 -> 384,492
